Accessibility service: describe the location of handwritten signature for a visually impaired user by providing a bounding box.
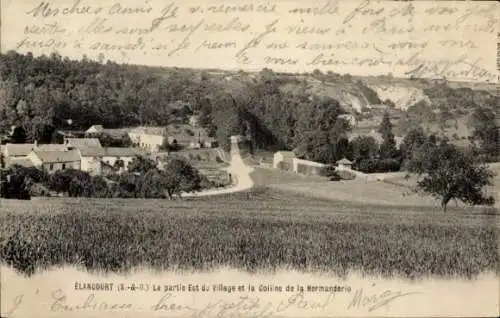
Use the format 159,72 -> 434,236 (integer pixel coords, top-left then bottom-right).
347,287 -> 421,312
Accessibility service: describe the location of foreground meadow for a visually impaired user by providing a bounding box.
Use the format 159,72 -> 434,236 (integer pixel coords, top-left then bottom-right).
0,187 -> 498,280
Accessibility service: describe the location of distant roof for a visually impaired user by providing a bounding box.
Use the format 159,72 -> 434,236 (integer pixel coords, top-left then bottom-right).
32,149 -> 81,163
86,125 -> 104,132
337,158 -> 353,165
130,126 -> 167,136
4,143 -> 35,156
36,144 -> 68,151
78,147 -> 106,157
104,147 -> 142,157
65,138 -> 102,148
79,147 -> 142,157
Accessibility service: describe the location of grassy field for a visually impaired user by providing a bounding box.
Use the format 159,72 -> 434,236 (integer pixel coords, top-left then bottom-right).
0,185 -> 498,280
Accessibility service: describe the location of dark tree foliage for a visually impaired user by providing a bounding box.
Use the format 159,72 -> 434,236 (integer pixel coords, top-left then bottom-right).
470,106 -> 499,162
0,167 -> 31,199
163,157 -> 203,199
127,156 -> 157,174
378,111 -> 397,159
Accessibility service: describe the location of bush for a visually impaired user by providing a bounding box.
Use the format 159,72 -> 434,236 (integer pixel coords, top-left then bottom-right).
337,170 -> 356,180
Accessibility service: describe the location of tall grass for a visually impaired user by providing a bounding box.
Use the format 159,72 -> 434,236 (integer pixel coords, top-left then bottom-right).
0,188 -> 498,279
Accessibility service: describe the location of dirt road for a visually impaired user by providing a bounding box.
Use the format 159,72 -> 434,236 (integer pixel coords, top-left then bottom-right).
183,143 -> 254,197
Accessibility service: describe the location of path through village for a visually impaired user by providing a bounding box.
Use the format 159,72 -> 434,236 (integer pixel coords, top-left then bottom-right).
183,142 -> 254,197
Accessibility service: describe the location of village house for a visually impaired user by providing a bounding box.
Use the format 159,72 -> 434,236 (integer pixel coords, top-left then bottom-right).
102,147 -> 143,172
78,147 -> 106,175
79,146 -> 143,175
27,149 -> 81,173
273,151 -> 295,170
336,158 -> 354,170
2,142 -> 69,167
129,127 -> 167,152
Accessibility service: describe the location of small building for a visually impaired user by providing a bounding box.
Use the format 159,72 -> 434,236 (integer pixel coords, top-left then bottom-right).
273,151 -> 295,170
64,138 -> 102,149
28,149 -> 81,173
189,115 -> 200,128
78,147 -> 106,175
336,158 -> 353,170
85,125 -> 104,134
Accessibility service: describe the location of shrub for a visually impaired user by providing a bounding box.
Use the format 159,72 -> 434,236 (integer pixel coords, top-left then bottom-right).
277,161 -> 292,171
357,159 -> 401,173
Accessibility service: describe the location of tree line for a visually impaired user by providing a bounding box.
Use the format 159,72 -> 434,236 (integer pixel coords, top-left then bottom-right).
0,156 -> 214,200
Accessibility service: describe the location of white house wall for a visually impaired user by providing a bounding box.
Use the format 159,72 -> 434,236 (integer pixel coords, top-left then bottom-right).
81,156 -> 102,175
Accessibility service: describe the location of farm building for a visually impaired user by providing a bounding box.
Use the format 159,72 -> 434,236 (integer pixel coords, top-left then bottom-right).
28,149 -> 81,173
273,151 -> 295,170
129,127 -> 167,152
292,158 -> 328,177
336,158 -> 354,170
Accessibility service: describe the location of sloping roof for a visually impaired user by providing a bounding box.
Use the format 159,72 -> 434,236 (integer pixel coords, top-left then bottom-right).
79,147 -> 106,157
104,147 -> 142,157
131,126 -> 167,136
36,144 -> 68,151
337,158 -> 353,165
9,157 -> 34,168
86,125 -> 104,133
4,143 -> 35,156
65,138 -> 102,148
32,149 -> 81,163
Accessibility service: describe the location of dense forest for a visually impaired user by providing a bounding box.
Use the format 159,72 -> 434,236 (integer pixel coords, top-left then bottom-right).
0,51 -> 353,161
1,51 -> 498,165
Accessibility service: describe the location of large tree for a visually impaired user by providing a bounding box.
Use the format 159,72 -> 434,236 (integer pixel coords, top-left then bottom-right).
163,157 -> 202,199
407,141 -> 495,212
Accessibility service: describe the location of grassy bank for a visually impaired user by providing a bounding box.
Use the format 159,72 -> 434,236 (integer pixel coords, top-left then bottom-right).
0,188 -> 498,279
